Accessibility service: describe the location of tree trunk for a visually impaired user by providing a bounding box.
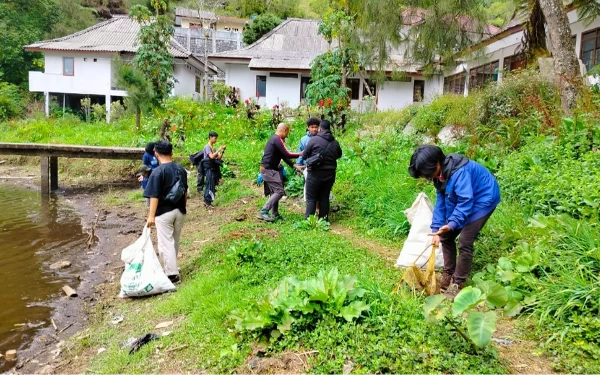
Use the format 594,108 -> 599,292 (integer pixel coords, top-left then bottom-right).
135,108 -> 141,131
538,0 -> 582,114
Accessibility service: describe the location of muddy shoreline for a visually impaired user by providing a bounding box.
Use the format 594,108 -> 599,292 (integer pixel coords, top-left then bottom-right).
0,165 -> 145,374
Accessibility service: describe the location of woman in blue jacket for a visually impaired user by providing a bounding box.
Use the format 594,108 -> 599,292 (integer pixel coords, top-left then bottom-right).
409,145 -> 500,296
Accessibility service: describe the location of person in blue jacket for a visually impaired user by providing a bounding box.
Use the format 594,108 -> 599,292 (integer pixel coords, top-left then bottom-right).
408,145 -> 500,296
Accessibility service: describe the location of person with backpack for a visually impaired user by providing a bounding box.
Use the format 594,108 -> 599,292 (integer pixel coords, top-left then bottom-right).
143,140 -> 188,283
197,131 -> 225,209
408,145 -> 500,297
302,120 -> 343,220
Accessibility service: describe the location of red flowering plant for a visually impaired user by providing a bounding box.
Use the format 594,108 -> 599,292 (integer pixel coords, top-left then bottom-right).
244,97 -> 259,119
270,103 -> 283,128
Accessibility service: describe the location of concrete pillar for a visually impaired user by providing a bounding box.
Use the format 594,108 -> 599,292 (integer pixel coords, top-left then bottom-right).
237,32 -> 241,50
187,27 -> 191,51
212,29 -> 216,54
105,95 -> 111,123
41,156 -> 49,196
50,156 -> 58,191
44,92 -> 50,117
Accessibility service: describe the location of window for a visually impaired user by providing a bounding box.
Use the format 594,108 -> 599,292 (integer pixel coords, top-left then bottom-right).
413,80 -> 425,102
256,75 -> 266,97
469,60 -> 499,90
300,76 -> 311,99
195,76 -> 201,93
503,55 -> 525,72
63,57 -> 74,76
581,28 -> 600,71
362,79 -> 376,97
443,73 -> 466,94
348,78 -> 360,100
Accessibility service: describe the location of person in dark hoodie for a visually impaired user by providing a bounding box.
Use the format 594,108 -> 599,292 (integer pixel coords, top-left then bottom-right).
408,145 -> 500,297
302,120 -> 343,221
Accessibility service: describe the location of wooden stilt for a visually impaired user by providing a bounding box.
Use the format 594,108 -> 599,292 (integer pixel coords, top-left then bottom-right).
41,156 -> 49,196
50,156 -> 58,191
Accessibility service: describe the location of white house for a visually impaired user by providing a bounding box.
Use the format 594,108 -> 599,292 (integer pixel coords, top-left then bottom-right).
25,16 -> 217,122
209,18 -> 444,111
442,5 -> 600,94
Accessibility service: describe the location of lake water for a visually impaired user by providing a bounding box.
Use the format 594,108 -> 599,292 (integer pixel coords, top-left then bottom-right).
0,184 -> 88,372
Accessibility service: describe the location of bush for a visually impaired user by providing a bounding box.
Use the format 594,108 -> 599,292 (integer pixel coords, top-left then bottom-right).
0,82 -> 23,120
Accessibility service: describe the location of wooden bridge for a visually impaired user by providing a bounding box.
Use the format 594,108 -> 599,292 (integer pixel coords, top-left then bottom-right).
0,143 -> 144,195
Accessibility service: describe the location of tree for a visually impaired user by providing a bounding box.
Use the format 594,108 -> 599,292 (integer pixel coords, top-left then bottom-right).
0,0 -> 58,86
129,0 -> 175,106
538,0 -> 582,113
115,59 -> 154,130
242,13 -> 281,45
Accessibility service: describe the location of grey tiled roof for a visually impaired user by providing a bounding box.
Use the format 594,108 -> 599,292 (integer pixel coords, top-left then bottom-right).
25,16 -> 190,58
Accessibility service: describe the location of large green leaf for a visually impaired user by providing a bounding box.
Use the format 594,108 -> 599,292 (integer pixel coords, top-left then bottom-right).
276,312 -> 294,333
423,294 -> 447,323
452,287 -> 483,316
466,311 -> 497,348
504,300 -> 523,317
241,314 -> 270,331
339,300 -> 370,322
477,280 -> 508,308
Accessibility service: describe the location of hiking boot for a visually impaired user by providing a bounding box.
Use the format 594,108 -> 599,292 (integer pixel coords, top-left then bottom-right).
443,282 -> 464,300
440,273 -> 452,291
273,214 -> 284,222
257,210 -> 274,222
168,274 -> 180,283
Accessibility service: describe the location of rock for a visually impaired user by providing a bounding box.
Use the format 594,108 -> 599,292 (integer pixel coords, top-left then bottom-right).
5,349 -> 17,361
154,321 -> 173,329
538,57 -> 554,82
49,261 -> 71,270
97,347 -> 106,354
343,363 -> 353,374
437,124 -> 465,146
402,122 -> 416,135
62,285 -> 78,297
111,315 -> 124,325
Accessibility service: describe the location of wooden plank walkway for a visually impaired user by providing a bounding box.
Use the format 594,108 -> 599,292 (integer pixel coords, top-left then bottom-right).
0,142 -> 144,195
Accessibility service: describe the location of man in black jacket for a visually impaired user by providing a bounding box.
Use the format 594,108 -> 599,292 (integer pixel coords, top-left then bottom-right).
302,120 -> 343,220
258,123 -> 302,222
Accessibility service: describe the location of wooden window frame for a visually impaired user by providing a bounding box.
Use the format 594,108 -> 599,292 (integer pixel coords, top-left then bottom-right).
580,27 -> 600,71
347,78 -> 360,100
63,57 -> 74,76
469,60 -> 499,90
443,72 -> 466,94
300,76 -> 311,100
413,80 -> 425,102
256,75 -> 267,98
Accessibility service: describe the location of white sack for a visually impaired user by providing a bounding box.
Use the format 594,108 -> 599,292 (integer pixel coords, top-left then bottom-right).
119,226 -> 176,298
395,192 -> 444,269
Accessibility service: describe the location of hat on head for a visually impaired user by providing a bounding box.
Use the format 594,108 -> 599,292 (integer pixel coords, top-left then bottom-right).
154,140 -> 172,155
319,120 -> 331,130
137,164 -> 152,176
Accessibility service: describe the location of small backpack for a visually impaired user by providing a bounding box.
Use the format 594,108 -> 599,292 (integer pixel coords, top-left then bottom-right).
164,165 -> 185,203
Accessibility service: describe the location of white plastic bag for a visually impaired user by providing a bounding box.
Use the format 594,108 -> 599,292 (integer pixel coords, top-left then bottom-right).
119,226 -> 176,298
395,192 -> 444,269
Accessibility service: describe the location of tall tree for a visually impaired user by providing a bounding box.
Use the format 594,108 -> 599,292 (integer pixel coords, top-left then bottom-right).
0,0 -> 58,86
538,0 -> 582,113
129,0 -> 175,105
242,13 -> 281,45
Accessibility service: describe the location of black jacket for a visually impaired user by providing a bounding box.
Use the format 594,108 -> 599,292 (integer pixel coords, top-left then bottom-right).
302,130 -> 343,171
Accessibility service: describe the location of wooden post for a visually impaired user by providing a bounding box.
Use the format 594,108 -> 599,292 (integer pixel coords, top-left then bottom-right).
41,156 -> 49,196
50,156 -> 58,191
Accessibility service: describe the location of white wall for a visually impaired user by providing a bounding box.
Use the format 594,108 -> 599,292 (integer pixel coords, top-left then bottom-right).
265,75 -> 301,108
378,81 -> 414,110
31,52 -> 114,95
173,62 -> 199,97
226,63 -> 258,103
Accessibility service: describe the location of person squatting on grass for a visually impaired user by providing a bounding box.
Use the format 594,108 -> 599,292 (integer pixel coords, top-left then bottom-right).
198,131 -> 224,209
296,117 -> 321,201
302,120 -> 343,221
408,145 -> 500,297
143,140 -> 188,283
257,123 -> 302,222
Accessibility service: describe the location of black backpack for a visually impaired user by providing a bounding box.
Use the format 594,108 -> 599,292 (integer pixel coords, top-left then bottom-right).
164,164 -> 185,203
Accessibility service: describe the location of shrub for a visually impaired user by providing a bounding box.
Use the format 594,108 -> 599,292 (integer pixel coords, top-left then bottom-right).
0,82 -> 23,120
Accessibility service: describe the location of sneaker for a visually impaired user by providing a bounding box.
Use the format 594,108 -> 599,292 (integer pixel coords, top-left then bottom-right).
168,274 -> 180,283
257,210 -> 274,222
443,282 -> 464,300
203,202 -> 215,210
273,214 -> 284,221
440,273 -> 452,291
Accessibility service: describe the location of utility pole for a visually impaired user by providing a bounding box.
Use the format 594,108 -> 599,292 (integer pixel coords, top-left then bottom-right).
204,31 -> 209,101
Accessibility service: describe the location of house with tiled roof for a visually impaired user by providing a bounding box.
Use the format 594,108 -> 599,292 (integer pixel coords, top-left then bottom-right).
25,16 -> 217,122
209,18 -> 441,110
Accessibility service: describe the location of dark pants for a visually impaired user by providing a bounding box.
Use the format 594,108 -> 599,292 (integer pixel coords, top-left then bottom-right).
261,168 -> 285,215
305,169 -> 336,220
204,169 -> 217,205
440,210 -> 494,285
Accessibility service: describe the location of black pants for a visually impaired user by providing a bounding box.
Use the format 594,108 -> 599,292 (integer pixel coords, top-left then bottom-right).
204,169 -> 217,205
440,210 -> 494,285
305,169 -> 336,220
